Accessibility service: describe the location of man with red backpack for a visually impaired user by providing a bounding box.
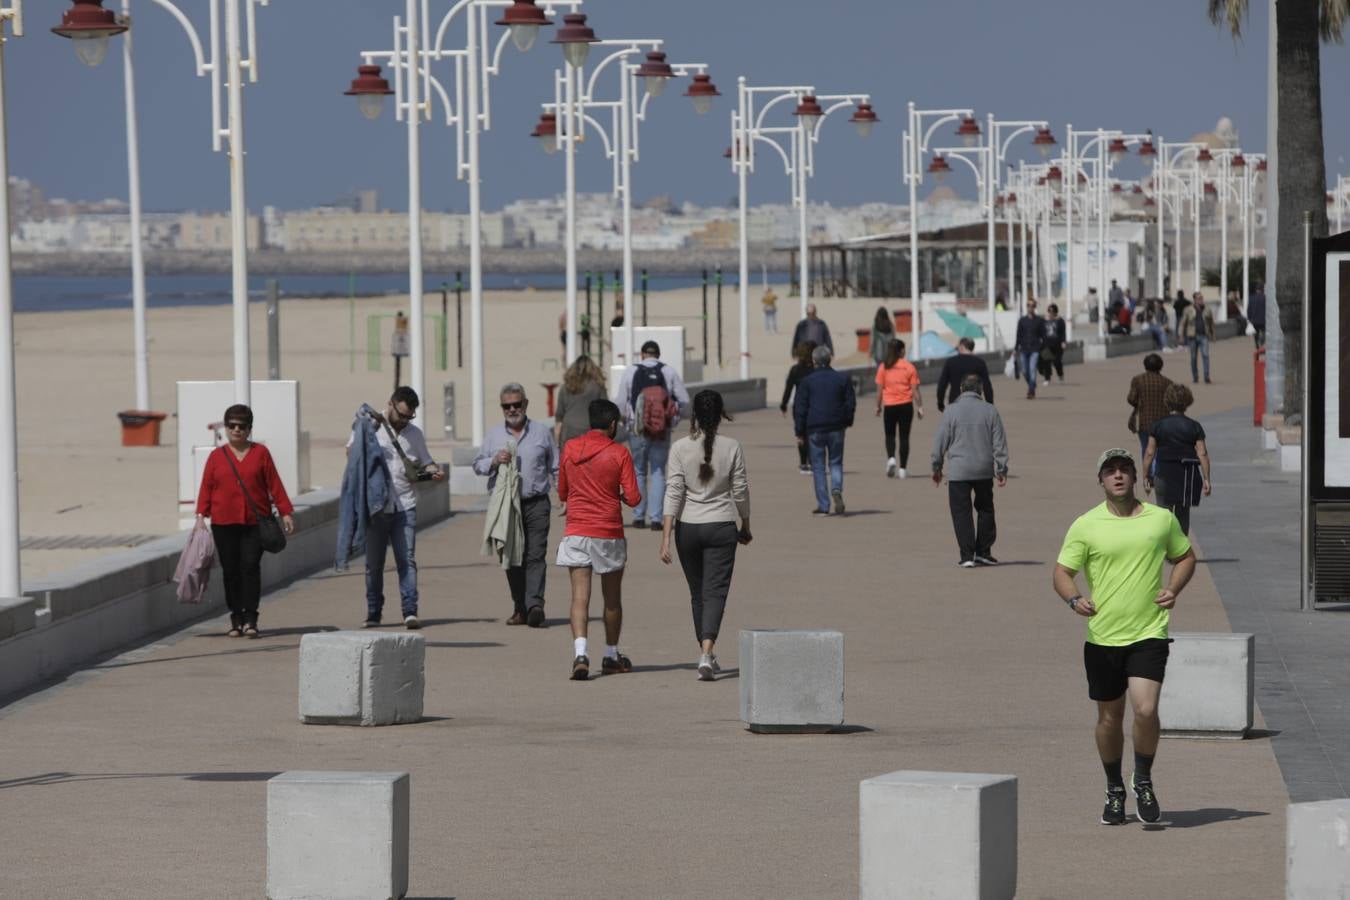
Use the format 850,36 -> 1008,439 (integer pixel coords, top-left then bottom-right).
617,340 -> 690,530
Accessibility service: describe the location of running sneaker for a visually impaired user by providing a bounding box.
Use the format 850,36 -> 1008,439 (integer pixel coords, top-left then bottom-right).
897,468 -> 908,479
958,560 -> 977,569
1132,775 -> 1161,823
362,618 -> 381,629
571,655 -> 590,681
697,653 -> 715,681
601,653 -> 633,674
811,507 -> 830,516
974,555 -> 1000,566
1101,787 -> 1128,825
798,465 -> 812,475
886,457 -> 897,478
403,615 -> 422,630
832,490 -> 846,515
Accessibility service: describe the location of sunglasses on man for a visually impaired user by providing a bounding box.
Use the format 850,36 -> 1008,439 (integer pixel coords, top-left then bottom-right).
501,401 -> 525,411
225,422 -> 251,431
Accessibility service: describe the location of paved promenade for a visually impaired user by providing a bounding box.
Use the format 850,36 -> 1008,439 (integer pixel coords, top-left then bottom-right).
0,338 -> 1291,898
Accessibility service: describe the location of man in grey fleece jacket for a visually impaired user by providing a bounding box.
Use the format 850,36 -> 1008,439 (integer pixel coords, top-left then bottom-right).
931,374 -> 1010,567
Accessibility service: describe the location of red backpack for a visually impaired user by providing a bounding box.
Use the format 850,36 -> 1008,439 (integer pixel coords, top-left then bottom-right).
630,363 -> 678,439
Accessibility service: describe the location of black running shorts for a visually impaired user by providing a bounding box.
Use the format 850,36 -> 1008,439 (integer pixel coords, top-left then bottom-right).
1083,638 -> 1171,701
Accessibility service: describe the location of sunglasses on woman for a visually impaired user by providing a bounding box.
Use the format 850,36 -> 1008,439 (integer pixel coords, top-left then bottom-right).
225,422 -> 251,431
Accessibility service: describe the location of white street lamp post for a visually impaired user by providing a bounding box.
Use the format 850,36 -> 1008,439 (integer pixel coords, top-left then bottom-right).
987,117 -> 1054,327
930,144 -> 992,350
904,103 -> 976,358
0,0 -> 24,599
1330,173 -> 1348,235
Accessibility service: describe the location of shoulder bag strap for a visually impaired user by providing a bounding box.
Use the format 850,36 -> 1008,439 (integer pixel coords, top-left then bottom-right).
221,446 -> 270,520
381,419 -> 415,467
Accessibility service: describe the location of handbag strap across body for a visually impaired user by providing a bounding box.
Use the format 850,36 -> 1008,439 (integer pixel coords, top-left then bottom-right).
221,446 -> 273,521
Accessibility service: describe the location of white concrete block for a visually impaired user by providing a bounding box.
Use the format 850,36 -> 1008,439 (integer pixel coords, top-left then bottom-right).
1287,799 -> 1350,899
299,632 -> 424,726
267,771 -> 409,900
860,770 -> 1017,900
1281,444 -> 1302,472
1263,428 -> 1279,451
1159,632 -> 1254,738
739,629 -> 844,733
1084,342 -> 1108,362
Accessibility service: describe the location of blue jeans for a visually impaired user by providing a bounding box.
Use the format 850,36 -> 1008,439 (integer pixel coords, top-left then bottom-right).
366,508 -> 418,620
807,430 -> 845,511
1019,351 -> 1039,393
629,434 -> 670,523
1188,335 -> 1211,382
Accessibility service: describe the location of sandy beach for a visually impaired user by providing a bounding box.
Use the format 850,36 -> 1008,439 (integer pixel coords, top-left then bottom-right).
16,283 -> 883,582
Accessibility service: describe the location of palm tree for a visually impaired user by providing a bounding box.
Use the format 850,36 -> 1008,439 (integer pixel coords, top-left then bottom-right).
1209,0 -> 1344,417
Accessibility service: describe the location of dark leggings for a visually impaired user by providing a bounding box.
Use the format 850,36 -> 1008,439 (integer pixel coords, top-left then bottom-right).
675,521 -> 739,643
1037,351 -> 1064,380
211,523 -> 263,625
882,403 -> 915,467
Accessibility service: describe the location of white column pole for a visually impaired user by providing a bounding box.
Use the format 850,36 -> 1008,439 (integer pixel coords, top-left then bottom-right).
737,79 -> 750,377
620,64 -> 635,370
984,116 -> 996,351
1156,156 -> 1165,300
797,124 -> 809,319
564,64 -> 578,364
1173,180 -> 1182,301
1020,202 -> 1030,305
1097,140 -> 1107,338
1242,167 -> 1251,316
0,34 -> 21,599
405,0 -> 425,402
1218,160 -> 1229,322
224,0 -> 250,404
907,103 -> 920,355
1007,193 -> 1016,315
1192,175 -> 1201,295
122,0 -> 149,410
1065,127 -> 1075,342
466,3 -> 485,445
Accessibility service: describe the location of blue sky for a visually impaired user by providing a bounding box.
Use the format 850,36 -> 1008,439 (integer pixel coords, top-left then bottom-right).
9,0 -> 1348,213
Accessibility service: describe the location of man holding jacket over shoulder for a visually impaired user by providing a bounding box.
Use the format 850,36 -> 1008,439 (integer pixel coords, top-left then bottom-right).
793,345 -> 856,516
932,374 -> 1010,568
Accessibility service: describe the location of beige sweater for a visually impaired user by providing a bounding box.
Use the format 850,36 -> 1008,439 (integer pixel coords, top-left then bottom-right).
663,433 -> 750,524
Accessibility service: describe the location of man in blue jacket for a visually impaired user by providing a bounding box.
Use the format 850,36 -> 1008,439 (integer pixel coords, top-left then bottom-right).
793,345 -> 856,515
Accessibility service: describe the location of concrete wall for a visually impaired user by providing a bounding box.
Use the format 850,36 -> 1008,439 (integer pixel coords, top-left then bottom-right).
0,481 -> 451,705
685,377 -> 768,414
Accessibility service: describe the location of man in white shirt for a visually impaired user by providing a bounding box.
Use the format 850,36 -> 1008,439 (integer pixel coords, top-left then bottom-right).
347,386 -> 443,629
615,341 -> 690,529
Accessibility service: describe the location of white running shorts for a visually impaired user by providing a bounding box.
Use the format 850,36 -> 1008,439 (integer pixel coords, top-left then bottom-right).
555,535 -> 627,574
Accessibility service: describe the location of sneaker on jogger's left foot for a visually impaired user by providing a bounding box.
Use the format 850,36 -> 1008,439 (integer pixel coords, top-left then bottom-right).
1131,775 -> 1160,823
885,457 -> 897,478
1101,787 -> 1128,825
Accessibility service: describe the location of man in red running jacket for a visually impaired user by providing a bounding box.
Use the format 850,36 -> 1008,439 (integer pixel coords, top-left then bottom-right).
556,399 -> 642,680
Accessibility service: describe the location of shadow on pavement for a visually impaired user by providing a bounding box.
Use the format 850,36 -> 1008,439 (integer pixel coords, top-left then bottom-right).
836,509 -> 891,518
423,641 -> 504,649
0,771 -> 282,789
414,618 -> 497,626
1143,807 -> 1270,830
92,644 -> 296,669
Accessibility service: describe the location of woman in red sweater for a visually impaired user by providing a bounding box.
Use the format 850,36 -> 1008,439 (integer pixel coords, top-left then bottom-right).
195,404 -> 295,638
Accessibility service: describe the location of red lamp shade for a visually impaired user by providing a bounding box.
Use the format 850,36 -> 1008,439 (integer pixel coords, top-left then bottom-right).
1107,137 -> 1128,161
635,51 -> 675,97
1054,198 -> 1064,210
849,102 -> 879,138
1204,182 -> 1218,197
793,94 -> 825,121
1077,171 -> 1088,186
1144,196 -> 1157,207
551,13 -> 599,68
495,0 -> 551,52
1111,182 -> 1123,193
1045,165 -> 1063,186
1006,192 -> 1018,207
684,74 -> 720,115
345,65 -> 395,120
531,111 -> 560,154
52,0 -> 128,67
1132,184 -> 1143,194
1032,127 -> 1057,156
956,115 -> 981,147
1197,147 -> 1214,170
927,154 -> 952,183
1230,153 -> 1246,170
1255,158 -> 1268,173
1138,135 -> 1157,159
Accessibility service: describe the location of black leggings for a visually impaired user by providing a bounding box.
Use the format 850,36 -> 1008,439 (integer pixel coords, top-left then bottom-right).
212,524 -> 263,624
882,403 -> 915,467
1037,351 -> 1064,380
675,521 -> 739,643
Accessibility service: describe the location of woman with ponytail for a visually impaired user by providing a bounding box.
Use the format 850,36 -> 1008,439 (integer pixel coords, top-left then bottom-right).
660,390 -> 751,680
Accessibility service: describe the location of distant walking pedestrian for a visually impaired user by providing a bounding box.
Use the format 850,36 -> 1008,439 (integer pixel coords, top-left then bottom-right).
936,338 -> 994,411
554,355 -> 608,449
474,383 -> 558,628
780,341 -> 816,474
1053,448 -> 1196,826
790,303 -> 833,357
617,340 -> 690,530
931,374 -> 1008,567
762,287 -> 779,334
1126,353 -> 1172,469
869,305 -> 894,366
1141,383 -> 1211,536
660,390 -> 752,681
793,345 -> 856,515
1015,298 -> 1045,398
196,404 -> 295,638
556,399 -> 641,680
1247,282 -> 1267,348
874,338 -> 924,478
1037,303 -> 1068,383
1178,292 -> 1216,384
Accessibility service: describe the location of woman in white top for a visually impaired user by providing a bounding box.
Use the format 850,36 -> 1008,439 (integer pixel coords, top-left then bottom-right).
660,390 -> 752,680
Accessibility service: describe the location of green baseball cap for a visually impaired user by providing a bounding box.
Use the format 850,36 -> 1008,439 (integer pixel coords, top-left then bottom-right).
1097,448 -> 1136,472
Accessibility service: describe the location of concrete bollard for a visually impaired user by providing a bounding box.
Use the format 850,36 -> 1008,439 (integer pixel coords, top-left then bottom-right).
1287,799 -> 1350,898
739,629 -> 844,733
267,771 -> 410,900
299,632 -> 425,726
859,770 -> 1017,900
1159,632 -> 1254,738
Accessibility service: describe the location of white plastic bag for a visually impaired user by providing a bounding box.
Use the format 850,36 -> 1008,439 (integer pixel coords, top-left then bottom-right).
1003,354 -> 1017,380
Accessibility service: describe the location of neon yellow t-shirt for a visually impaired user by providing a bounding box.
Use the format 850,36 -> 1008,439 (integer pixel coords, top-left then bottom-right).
1056,501 -> 1191,647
